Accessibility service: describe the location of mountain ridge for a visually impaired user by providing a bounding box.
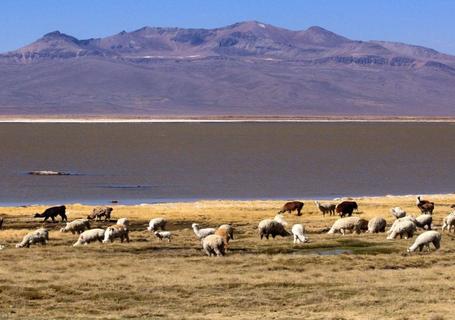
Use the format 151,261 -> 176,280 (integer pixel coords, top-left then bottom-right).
3,21 -> 452,63
1,21 -> 455,116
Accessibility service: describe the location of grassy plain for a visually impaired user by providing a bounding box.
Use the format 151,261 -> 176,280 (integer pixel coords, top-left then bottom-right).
1,194 -> 455,319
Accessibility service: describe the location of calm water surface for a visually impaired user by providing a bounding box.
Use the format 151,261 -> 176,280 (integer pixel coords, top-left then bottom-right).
0,123 -> 454,205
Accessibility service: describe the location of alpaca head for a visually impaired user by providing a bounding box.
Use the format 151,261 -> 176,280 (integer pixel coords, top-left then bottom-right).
416,196 -> 422,205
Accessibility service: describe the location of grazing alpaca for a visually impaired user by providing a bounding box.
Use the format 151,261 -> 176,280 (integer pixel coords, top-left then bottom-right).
215,224 -> 234,244
154,231 -> 172,242
73,229 -> 105,246
192,223 -> 215,240
278,201 -> 304,216
336,201 -> 358,217
87,206 -> 113,221
147,218 -> 167,232
387,218 -> 416,240
367,217 -> 387,233
407,231 -> 441,253
416,196 -> 434,215
34,205 -> 67,222
291,224 -> 309,244
273,214 -> 288,226
60,219 -> 91,234
442,212 -> 455,233
390,207 -> 406,219
201,234 -> 226,257
314,201 -> 336,216
415,214 -> 432,230
116,218 -> 129,227
258,219 -> 290,239
103,224 -> 129,243
328,217 -> 368,235
16,228 -> 49,248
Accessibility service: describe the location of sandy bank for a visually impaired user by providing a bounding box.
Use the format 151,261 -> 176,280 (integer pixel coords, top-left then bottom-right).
2,115 -> 455,123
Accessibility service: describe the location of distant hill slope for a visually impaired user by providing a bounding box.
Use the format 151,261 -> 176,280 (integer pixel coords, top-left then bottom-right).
1,21 -> 455,117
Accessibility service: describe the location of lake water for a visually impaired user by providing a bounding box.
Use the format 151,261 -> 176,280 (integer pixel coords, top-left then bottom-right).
1,122 -> 454,205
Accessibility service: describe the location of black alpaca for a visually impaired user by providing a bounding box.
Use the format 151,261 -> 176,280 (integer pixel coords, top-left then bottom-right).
34,205 -> 67,222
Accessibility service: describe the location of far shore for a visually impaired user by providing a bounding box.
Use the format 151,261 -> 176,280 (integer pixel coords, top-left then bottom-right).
2,192 -> 454,209
2,115 -> 455,123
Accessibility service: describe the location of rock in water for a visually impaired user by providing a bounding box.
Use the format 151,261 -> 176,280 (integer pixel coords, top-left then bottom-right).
28,170 -> 71,176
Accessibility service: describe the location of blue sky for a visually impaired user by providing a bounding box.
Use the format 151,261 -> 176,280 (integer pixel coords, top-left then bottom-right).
1,0 -> 454,54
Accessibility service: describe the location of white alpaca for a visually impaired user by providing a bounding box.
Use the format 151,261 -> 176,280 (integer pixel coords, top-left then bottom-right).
16,228 -> 49,248
60,219 -> 90,234
73,228 -> 105,246
390,207 -> 406,219
147,218 -> 167,232
154,231 -> 172,242
367,217 -> 386,233
291,224 -> 308,244
273,214 -> 288,226
116,217 -> 129,227
408,231 -> 441,252
415,214 -> 432,230
387,218 -> 416,240
103,224 -> 129,243
192,223 -> 215,240
327,217 -> 368,235
442,212 -> 455,233
201,234 -> 225,257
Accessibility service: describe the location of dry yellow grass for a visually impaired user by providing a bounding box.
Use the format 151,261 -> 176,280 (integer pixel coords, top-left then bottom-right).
1,194 -> 455,319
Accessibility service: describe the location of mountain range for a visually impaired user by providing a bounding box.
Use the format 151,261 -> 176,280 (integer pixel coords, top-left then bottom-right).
1,21 -> 455,117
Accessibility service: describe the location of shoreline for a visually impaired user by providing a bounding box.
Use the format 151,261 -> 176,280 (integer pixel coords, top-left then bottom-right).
2,115 -> 455,123
2,192 -> 453,208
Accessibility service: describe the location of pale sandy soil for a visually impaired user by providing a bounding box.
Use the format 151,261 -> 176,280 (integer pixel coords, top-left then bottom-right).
1,115 -> 455,122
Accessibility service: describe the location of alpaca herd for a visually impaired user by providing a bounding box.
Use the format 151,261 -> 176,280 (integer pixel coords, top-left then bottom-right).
1,196 -> 453,256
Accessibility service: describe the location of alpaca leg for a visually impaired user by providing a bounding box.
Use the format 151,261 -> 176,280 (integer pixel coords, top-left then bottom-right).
214,246 -> 224,256
433,239 -> 440,249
